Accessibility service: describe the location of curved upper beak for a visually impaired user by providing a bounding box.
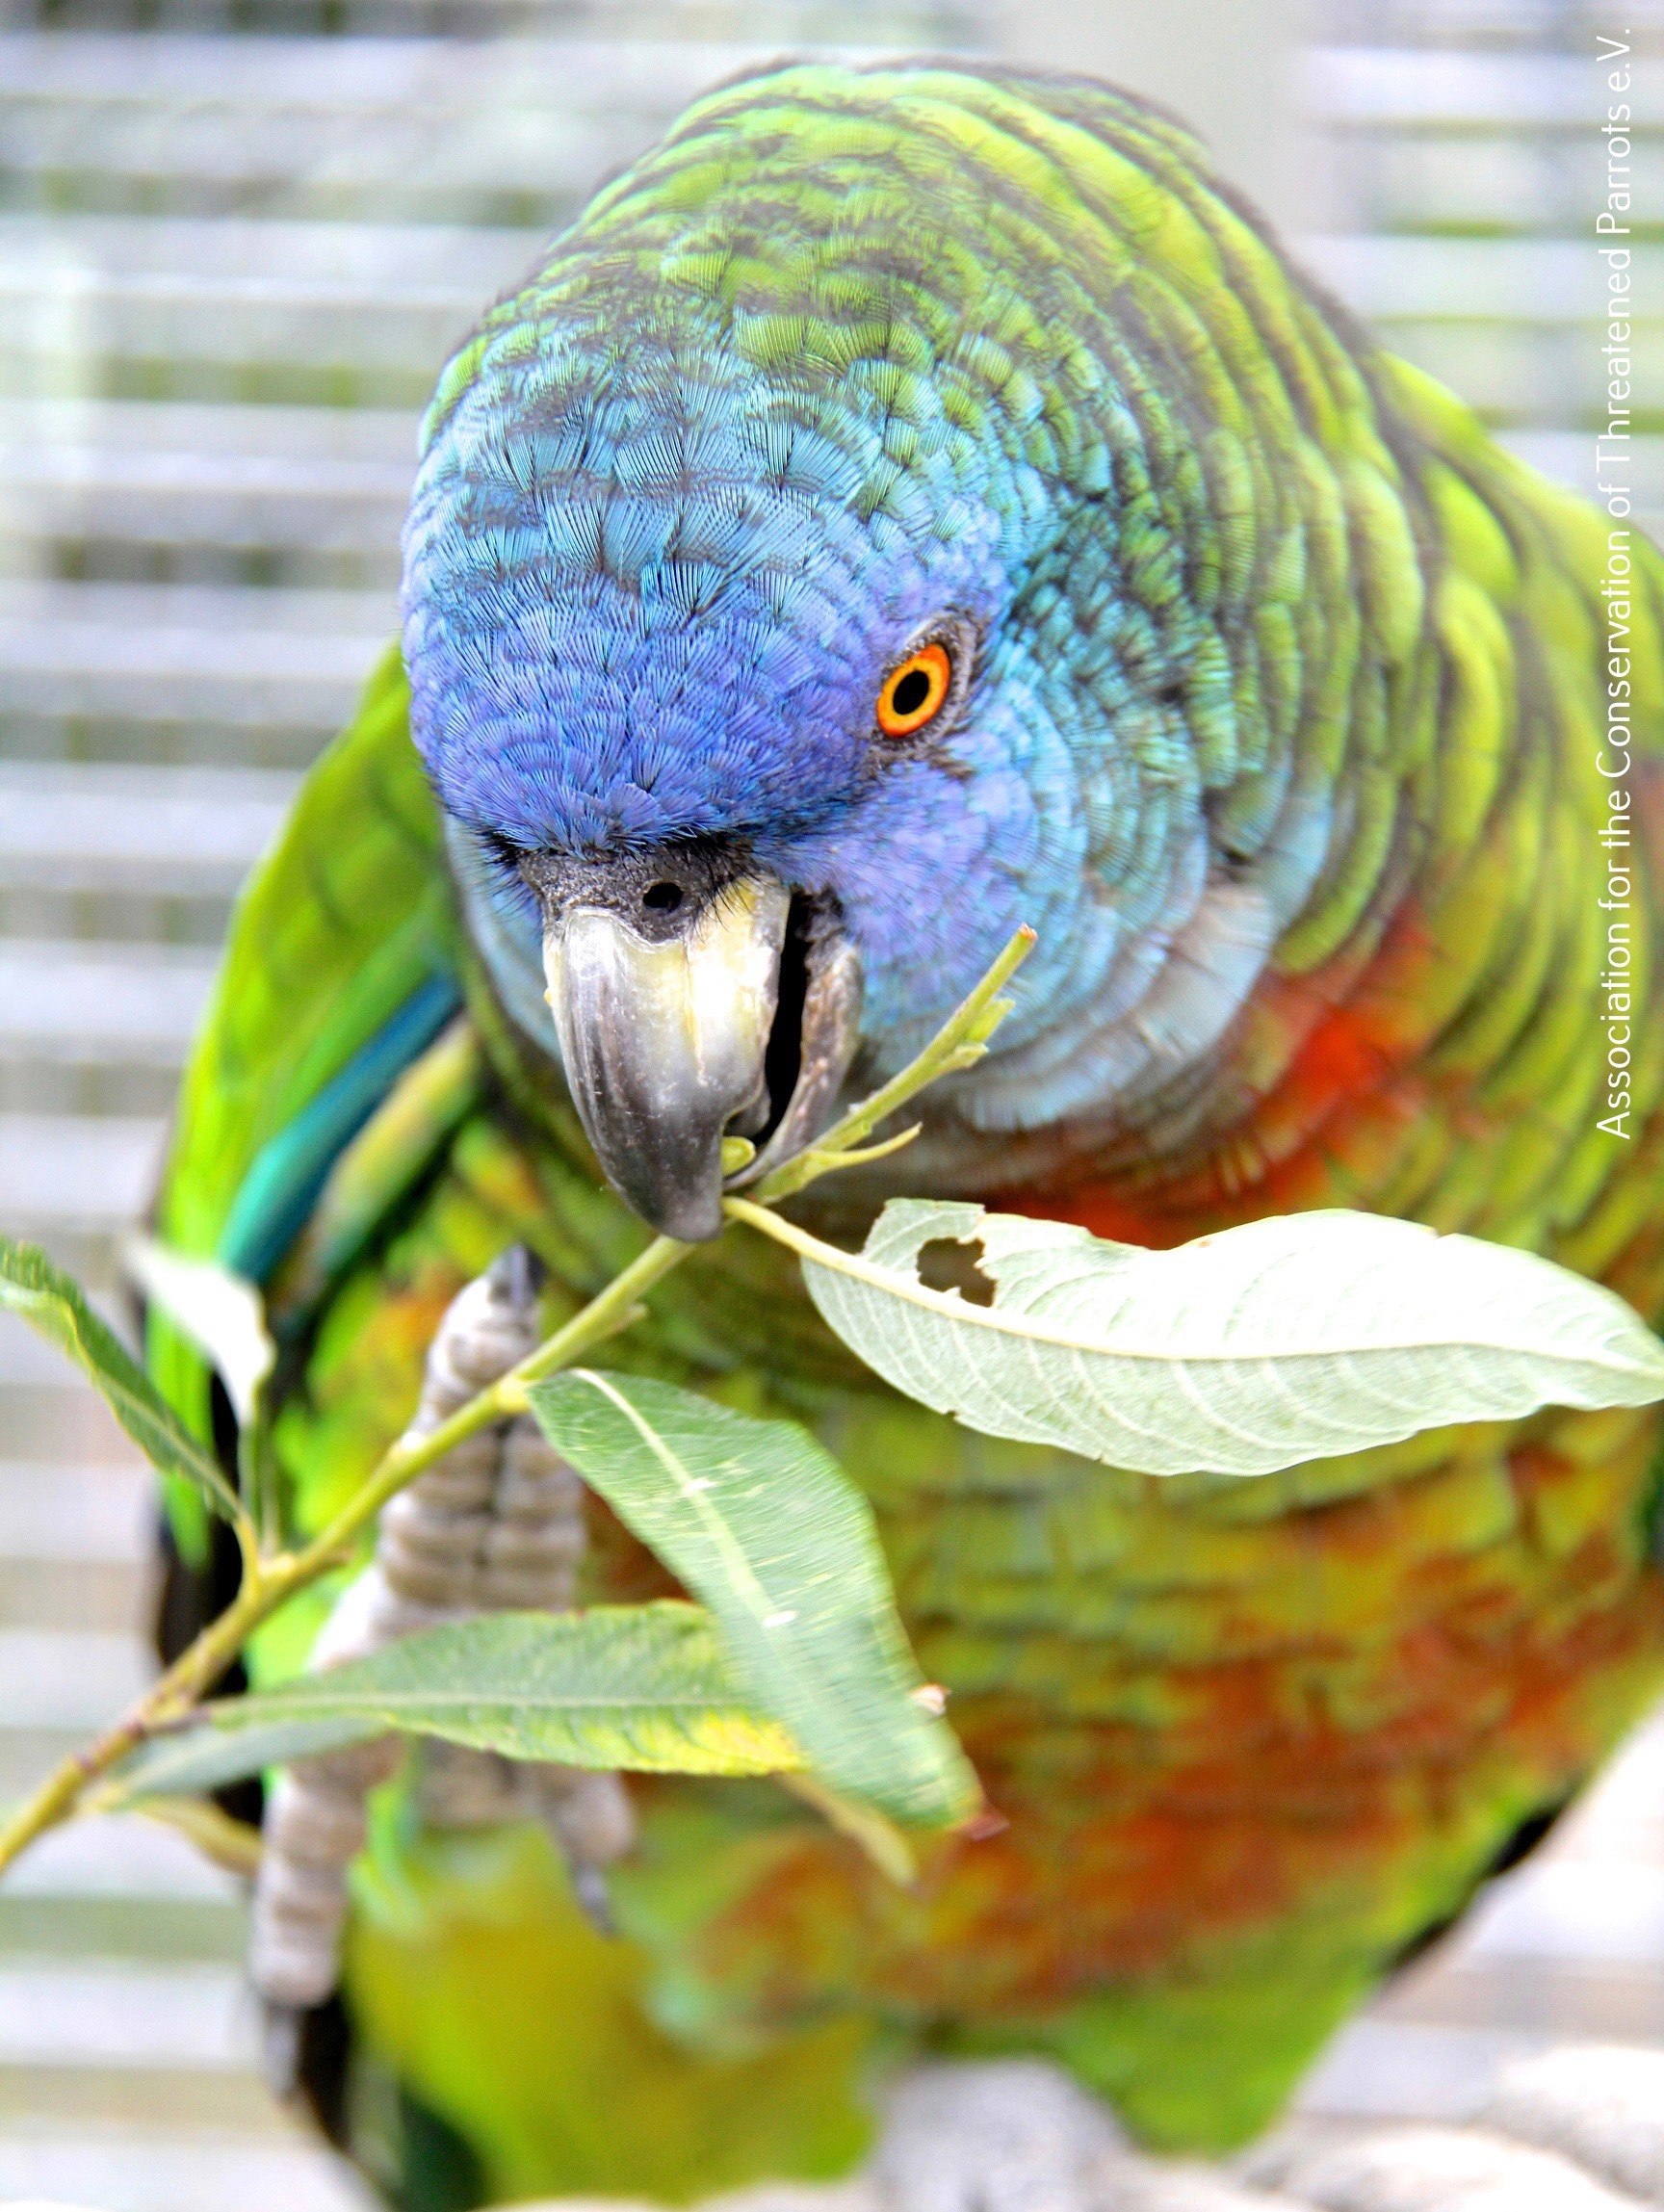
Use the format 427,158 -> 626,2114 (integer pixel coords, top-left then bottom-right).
528,850 -> 861,1242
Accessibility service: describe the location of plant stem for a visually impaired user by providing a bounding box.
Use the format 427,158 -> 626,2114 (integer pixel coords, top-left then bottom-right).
753,925 -> 1034,1203
305,1231 -> 689,1559
0,928 -> 1035,1881
0,1233 -> 692,1880
128,1791 -> 267,1877
0,1545 -> 285,1873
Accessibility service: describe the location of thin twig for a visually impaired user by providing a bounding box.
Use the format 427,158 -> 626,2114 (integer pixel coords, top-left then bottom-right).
752,925 -> 1034,1204
0,927 -> 1034,1881
129,1791 -> 266,1878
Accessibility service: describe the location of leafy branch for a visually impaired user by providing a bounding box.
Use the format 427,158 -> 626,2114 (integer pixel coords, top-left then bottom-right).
5,911 -> 1664,1889
0,928 -> 1034,1880
725,1198 -> 1664,1473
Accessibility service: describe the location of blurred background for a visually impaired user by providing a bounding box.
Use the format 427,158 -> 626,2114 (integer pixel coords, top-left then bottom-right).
0,0 -> 1658,2204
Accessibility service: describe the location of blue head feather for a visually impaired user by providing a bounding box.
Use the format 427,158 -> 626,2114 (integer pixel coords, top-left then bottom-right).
403,303 -> 1065,1073
401,62 -> 1342,1138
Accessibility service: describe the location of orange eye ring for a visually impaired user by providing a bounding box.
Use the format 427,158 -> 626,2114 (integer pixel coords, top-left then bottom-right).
876,641 -> 953,739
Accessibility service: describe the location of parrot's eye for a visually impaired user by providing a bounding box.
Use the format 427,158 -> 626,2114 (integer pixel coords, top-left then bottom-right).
876,642 -> 953,739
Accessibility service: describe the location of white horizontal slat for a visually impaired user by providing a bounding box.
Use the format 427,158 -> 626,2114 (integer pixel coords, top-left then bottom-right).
2,1813 -> 239,1902
1319,0 -> 1664,43
1332,143 -> 1639,242
0,33 -> 933,240
0,443 -> 412,500
0,1462 -> 151,1565
1460,1861 -> 1664,1965
0,445 -> 413,555
0,210 -> 535,285
0,286 -> 472,383
0,2125 -> 374,2212
0,941 -> 219,1063
1301,233 -> 1664,322
0,1628 -> 152,1729
1305,46 -> 1664,127
0,1116 -> 166,1231
4,133 -> 611,219
0,103 -> 638,213
0,1959 -> 250,2069
0,574 -> 396,634
0,582 -> 392,726
1294,2018 -> 1547,2122
1502,432 -> 1664,509
0,765 -> 296,894
1558,1711 -> 1664,1832
0,398 -> 420,460
0,29 -> 770,110
0,400 -> 416,552
0,213 -> 534,387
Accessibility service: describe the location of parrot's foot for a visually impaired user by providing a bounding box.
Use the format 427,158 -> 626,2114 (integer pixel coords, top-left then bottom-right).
247,1249 -> 633,2016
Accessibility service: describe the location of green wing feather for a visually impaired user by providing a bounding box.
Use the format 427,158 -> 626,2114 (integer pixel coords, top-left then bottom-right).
158,645 -> 456,1262
148,646 -> 466,1548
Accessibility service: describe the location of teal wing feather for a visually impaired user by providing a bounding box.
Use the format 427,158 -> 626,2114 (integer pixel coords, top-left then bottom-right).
148,646 -> 466,1548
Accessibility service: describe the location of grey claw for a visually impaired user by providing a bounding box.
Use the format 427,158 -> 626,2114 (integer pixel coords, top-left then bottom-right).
260,1999 -> 304,2099
488,1239 -> 544,1312
569,1861 -> 616,1936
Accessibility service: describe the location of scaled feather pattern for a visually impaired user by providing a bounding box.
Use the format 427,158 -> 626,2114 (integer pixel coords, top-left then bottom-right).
149,59 -> 1664,2206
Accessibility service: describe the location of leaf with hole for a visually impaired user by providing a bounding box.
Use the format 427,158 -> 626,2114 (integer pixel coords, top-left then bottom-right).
528,1370 -> 976,1830
103,1601 -> 801,1801
0,1235 -> 240,1520
795,1202 -> 1664,1476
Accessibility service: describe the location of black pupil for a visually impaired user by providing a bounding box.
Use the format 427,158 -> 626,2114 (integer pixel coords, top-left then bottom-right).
890,666 -> 932,718
642,882 -> 683,913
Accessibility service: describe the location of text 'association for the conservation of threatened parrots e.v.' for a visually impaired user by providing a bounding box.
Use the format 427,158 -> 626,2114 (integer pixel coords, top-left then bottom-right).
146,54 -> 1664,2210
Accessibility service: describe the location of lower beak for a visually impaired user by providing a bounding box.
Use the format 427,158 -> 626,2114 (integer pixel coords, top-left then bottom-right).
541,872 -> 860,1242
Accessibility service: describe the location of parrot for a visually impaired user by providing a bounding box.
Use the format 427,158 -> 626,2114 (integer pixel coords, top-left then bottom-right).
144,54 -> 1664,2212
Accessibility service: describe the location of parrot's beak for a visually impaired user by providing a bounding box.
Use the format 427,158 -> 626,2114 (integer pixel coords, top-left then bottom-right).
525,846 -> 862,1242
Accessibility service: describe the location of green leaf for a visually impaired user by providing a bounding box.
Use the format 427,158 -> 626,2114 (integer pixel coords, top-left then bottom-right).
105,1714 -> 377,1801
104,1602 -> 802,1801
797,1202 -> 1664,1477
528,1370 -> 978,1830
0,1235 -> 240,1521
122,1235 -> 273,1428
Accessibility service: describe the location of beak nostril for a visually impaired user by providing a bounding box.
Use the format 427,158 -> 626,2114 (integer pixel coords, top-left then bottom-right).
545,870 -> 793,1242
642,882 -> 684,914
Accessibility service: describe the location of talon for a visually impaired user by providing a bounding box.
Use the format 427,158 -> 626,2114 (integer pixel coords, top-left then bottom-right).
247,1252 -> 634,2014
